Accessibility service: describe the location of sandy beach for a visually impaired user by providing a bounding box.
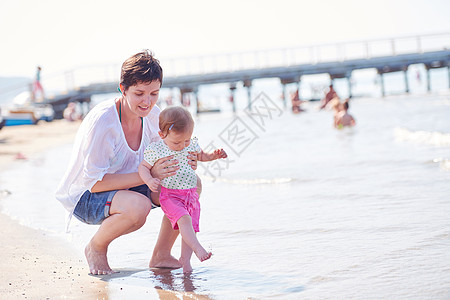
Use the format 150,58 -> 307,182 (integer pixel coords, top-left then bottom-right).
0,120 -> 108,299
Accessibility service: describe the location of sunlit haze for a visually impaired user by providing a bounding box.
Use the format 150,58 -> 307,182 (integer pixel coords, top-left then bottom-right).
1,0 -> 449,78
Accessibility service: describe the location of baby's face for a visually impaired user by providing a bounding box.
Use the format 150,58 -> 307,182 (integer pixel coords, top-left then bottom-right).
163,127 -> 193,151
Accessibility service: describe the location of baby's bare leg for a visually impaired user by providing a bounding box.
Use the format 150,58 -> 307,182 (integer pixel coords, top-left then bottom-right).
180,238 -> 194,272
177,215 -> 212,262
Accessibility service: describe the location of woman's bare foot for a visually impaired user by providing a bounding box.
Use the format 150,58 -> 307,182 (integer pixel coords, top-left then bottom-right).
149,254 -> 182,269
85,241 -> 114,275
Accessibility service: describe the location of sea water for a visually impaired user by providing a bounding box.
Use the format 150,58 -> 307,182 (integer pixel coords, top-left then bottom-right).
1,78 -> 450,299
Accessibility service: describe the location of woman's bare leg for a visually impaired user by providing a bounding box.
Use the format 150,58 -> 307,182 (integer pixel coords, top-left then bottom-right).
85,191 -> 151,275
149,215 -> 181,268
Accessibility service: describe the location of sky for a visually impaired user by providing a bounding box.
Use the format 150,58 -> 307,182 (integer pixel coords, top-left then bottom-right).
1,0 -> 449,79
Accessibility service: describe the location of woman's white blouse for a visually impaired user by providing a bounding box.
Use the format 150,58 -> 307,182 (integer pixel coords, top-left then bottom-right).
55,99 -> 161,215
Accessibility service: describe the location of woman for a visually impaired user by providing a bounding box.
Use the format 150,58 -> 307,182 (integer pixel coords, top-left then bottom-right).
56,50 -> 197,275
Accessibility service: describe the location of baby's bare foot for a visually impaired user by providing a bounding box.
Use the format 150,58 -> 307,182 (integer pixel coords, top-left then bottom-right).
179,258 -> 193,273
194,248 -> 212,262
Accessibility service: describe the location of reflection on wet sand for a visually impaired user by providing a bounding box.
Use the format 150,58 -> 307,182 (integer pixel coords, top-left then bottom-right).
101,268 -> 213,299
151,268 -> 213,299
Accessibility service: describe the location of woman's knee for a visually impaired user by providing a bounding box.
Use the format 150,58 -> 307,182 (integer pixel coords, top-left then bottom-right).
131,196 -> 152,223
111,192 -> 152,226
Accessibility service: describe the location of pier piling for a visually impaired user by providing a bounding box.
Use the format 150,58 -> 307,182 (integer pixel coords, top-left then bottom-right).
26,32 -> 448,116
229,83 -> 237,113
243,80 -> 252,111
403,67 -> 410,93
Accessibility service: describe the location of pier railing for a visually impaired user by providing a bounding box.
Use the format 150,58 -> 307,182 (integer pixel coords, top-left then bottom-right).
160,32 -> 450,76
2,32 -> 449,98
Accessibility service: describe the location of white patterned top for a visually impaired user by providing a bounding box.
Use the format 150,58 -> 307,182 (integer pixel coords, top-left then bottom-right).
56,98 -> 161,215
143,138 -> 201,189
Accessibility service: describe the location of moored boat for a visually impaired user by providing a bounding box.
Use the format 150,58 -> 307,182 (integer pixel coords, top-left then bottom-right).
1,92 -> 54,126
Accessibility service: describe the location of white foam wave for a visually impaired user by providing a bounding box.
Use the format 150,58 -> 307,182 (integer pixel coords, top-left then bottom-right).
433,158 -> 450,171
394,128 -> 450,147
203,176 -> 294,185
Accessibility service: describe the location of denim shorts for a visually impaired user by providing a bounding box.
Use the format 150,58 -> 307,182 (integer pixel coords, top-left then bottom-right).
73,184 -> 159,225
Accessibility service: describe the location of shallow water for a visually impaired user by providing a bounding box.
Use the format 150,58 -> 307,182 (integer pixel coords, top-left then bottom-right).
1,91 -> 450,299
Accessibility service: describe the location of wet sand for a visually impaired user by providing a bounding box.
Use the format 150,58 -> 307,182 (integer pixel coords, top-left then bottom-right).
0,120 -> 108,299
0,119 -> 80,167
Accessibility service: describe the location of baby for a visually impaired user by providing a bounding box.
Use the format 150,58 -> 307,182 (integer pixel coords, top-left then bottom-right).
138,106 -> 227,272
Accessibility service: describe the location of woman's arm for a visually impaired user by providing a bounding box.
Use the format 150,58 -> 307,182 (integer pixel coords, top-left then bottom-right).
91,172 -> 144,193
91,155 -> 180,193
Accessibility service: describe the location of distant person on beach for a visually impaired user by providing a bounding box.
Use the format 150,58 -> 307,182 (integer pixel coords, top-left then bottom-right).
416,69 -> 422,83
165,94 -> 173,106
32,66 -> 45,101
56,50 -> 197,275
139,106 -> 227,272
334,98 -> 356,128
63,102 -> 82,121
182,94 -> 191,107
330,97 -> 343,126
319,84 -> 337,110
290,89 -> 305,113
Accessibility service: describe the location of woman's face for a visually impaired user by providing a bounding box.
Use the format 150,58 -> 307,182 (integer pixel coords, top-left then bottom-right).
122,80 -> 160,118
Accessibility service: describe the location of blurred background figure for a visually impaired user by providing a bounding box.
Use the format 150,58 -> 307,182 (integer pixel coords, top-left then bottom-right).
63,102 -> 82,122
290,89 -> 305,113
165,94 -> 173,106
334,98 -> 356,129
330,97 -> 343,126
416,69 -> 422,83
32,66 -> 45,101
182,93 -> 191,107
319,84 -> 337,110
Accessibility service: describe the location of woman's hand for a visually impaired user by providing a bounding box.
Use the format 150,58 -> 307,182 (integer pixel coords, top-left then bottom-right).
151,155 -> 179,180
187,151 -> 198,170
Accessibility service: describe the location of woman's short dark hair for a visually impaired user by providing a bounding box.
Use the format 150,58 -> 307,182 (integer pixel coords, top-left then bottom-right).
120,50 -> 163,91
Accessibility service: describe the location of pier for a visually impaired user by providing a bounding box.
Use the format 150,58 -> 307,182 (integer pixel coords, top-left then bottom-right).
5,33 -> 450,118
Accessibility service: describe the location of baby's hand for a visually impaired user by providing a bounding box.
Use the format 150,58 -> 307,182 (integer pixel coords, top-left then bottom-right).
214,149 -> 228,159
147,178 -> 161,192
187,151 -> 199,170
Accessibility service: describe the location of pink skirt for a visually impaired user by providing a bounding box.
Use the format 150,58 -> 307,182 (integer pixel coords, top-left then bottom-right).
160,186 -> 200,232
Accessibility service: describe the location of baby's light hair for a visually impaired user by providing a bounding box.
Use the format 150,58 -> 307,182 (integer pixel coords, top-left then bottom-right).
159,106 -> 194,139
